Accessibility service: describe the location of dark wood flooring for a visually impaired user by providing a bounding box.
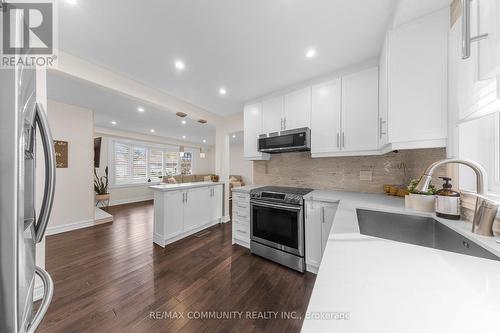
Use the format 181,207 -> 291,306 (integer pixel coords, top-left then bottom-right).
38,201 -> 316,333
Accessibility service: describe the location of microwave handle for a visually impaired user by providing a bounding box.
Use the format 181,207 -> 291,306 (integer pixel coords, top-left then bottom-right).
34,103 -> 56,243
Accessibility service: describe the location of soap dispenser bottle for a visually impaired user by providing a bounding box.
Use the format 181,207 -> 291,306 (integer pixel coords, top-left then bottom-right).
435,177 -> 461,220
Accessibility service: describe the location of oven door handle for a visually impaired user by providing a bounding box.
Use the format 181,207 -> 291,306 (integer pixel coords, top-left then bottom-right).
251,200 -> 302,211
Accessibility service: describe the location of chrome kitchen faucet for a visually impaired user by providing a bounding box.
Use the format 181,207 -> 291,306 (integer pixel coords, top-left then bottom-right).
415,159 -> 498,237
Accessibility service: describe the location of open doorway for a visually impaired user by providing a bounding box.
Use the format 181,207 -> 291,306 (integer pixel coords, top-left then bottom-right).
228,130 -> 253,218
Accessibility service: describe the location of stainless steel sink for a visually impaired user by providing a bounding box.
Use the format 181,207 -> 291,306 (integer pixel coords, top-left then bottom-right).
356,209 -> 499,261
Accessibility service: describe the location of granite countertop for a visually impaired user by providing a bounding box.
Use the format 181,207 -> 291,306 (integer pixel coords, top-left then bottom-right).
302,189 -> 500,333
149,181 -> 224,192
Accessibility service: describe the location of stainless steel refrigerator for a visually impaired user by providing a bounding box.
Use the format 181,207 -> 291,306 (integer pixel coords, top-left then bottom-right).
0,65 -> 56,332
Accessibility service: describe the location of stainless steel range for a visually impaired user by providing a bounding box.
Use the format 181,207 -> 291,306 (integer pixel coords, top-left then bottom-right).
250,186 -> 313,272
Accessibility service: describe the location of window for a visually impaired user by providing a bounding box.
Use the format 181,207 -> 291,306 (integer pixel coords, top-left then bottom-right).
164,152 -> 179,177
180,152 -> 192,175
114,143 -> 132,185
149,149 -> 164,179
111,141 -> 185,186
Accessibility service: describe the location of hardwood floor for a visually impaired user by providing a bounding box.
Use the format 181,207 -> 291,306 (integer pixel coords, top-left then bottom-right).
39,201 -> 316,333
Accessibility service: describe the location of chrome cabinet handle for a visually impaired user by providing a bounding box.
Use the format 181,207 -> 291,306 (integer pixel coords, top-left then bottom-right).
337,133 -> 340,148
27,266 -> 54,333
462,0 -> 489,59
34,103 -> 56,243
321,207 -> 325,224
342,132 -> 345,148
284,118 -> 286,130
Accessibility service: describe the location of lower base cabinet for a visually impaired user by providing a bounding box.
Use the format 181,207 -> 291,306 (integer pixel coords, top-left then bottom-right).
232,191 -> 250,248
305,200 -> 338,273
153,184 -> 223,247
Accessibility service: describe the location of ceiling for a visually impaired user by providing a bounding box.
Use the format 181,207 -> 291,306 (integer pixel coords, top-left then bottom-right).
57,0 -> 400,116
47,72 -> 216,145
394,0 -> 451,27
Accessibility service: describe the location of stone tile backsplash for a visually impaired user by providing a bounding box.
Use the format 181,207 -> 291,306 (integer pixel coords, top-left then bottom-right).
253,148 -> 447,194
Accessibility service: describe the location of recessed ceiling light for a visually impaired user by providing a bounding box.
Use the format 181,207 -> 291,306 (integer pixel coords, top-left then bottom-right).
219,88 -> 227,95
202,139 -> 206,143
66,0 -> 77,5
306,49 -> 316,58
232,134 -> 236,138
111,121 -> 117,125
175,60 -> 185,70
181,120 -> 187,125
182,135 -> 186,139
150,129 -> 155,133
137,107 -> 145,113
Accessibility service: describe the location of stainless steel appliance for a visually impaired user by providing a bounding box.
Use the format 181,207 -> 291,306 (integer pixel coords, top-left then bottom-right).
0,65 -> 56,332
250,186 -> 313,272
258,127 -> 311,153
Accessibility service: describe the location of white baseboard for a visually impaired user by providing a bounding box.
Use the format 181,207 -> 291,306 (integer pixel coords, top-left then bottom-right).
45,218 -> 96,236
222,215 -> 230,223
108,195 -> 153,206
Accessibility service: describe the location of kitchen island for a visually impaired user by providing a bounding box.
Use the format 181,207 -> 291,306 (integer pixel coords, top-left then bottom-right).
302,190 -> 500,333
150,182 -> 224,247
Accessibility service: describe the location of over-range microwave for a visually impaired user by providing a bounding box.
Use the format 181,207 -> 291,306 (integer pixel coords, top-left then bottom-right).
258,127 -> 311,154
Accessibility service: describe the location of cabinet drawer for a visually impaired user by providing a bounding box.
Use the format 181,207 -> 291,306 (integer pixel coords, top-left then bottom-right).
233,200 -> 249,210
233,223 -> 250,237
232,208 -> 250,223
233,192 -> 250,202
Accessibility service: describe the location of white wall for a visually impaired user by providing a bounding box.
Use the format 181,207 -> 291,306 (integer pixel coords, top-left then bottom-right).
46,100 -> 95,232
230,141 -> 253,185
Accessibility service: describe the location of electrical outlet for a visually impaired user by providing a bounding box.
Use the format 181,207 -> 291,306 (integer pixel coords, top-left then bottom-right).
359,171 -> 373,181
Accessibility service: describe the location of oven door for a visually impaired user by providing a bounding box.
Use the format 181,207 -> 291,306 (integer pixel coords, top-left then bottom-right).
250,200 -> 304,256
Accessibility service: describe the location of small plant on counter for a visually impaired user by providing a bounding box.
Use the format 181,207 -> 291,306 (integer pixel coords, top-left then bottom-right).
94,166 -> 109,195
407,178 -> 437,195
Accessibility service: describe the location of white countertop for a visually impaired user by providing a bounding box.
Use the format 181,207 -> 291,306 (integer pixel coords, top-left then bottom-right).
149,181 -> 224,192
302,190 -> 500,333
231,185 -> 262,193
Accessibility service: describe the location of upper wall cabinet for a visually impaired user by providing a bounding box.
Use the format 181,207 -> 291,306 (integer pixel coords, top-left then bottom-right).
311,79 -> 342,154
382,8 -> 449,149
261,87 -> 312,135
285,87 -> 311,130
262,96 -> 284,134
449,0 -> 500,122
311,67 -> 379,157
341,67 -> 379,152
244,103 -> 270,160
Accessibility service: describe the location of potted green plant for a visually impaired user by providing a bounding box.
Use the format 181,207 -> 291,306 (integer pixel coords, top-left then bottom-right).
406,178 -> 437,212
94,167 -> 110,204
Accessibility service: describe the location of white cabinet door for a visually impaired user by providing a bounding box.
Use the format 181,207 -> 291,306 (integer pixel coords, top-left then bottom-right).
388,8 -> 448,143
379,34 -> 389,148
184,187 -> 210,231
165,191 -> 184,238
320,203 -> 338,251
305,201 -> 322,270
210,185 -> 223,221
476,0 -> 500,80
311,80 -> 341,154
341,66 -> 379,152
284,87 -> 311,130
262,96 -> 284,134
244,103 -> 263,158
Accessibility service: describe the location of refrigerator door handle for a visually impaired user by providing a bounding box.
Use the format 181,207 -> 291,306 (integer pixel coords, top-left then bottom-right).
34,103 -> 56,243
26,266 -> 54,333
